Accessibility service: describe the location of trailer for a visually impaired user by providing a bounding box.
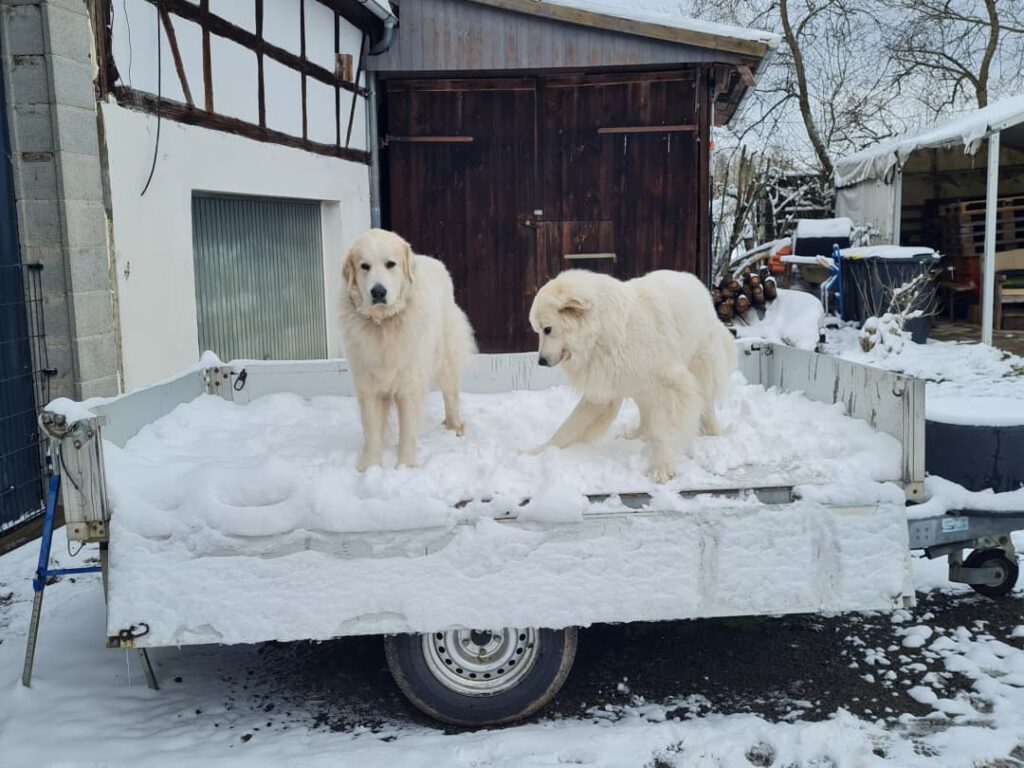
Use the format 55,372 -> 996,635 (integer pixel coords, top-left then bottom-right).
21,343 -> 1022,726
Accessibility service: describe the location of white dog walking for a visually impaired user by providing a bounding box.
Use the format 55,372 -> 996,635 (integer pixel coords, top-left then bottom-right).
340,229 -> 476,470
529,269 -> 736,482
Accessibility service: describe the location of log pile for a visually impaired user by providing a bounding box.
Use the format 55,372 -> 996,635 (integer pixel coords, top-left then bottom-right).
711,266 -> 778,323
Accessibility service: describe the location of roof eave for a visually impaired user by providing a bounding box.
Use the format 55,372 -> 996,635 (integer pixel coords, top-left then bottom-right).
462,0 -> 773,59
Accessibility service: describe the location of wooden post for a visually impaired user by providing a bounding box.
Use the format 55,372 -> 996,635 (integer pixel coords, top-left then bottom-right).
201,0 -> 213,112
982,131 -> 1000,346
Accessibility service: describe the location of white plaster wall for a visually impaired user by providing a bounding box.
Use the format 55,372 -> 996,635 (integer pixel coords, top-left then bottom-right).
101,103 -> 370,390
110,0 -> 368,149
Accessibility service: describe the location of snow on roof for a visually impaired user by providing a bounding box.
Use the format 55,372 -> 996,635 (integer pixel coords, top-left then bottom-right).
465,0 -> 780,54
542,0 -> 781,47
834,94 -> 1024,188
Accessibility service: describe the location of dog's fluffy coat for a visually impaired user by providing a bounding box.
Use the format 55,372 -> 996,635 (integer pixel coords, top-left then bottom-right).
340,229 -> 475,470
529,269 -> 736,482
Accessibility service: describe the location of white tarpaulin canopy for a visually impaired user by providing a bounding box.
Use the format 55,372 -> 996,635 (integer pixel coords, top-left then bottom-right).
833,94 -> 1024,345
834,94 -> 1024,188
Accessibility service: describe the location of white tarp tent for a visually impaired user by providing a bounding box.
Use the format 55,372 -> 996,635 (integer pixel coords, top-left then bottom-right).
834,94 -> 1024,345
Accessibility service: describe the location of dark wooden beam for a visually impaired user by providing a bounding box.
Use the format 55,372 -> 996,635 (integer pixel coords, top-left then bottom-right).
256,0 -> 265,128
147,0 -> 367,98
112,86 -> 371,164
160,6 -> 194,106
597,124 -> 697,134
334,9 -> 341,146
200,0 -> 213,111
300,0 -> 308,141
344,34 -> 366,148
90,0 -> 116,97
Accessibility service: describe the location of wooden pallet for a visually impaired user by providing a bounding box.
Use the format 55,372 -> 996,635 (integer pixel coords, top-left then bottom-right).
937,194 -> 1024,216
936,195 -> 1024,258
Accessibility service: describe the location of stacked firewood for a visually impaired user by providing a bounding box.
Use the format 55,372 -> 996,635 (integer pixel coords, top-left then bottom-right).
711,266 -> 779,322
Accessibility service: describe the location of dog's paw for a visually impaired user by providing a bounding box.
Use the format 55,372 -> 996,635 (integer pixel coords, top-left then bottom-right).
443,418 -> 466,437
356,452 -> 382,472
524,443 -> 548,456
649,465 -> 677,484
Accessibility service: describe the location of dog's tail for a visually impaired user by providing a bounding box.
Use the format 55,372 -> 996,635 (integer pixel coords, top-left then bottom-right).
716,323 -> 738,393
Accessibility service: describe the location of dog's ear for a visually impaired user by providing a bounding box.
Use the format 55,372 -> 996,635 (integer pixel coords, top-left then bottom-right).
559,295 -> 591,319
342,247 -> 358,291
401,240 -> 416,284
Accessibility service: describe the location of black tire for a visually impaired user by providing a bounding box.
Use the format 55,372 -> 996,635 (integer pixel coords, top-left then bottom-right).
384,626 -> 577,727
965,548 -> 1020,599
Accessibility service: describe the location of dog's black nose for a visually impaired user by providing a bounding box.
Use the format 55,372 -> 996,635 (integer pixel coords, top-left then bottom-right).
370,284 -> 387,304
538,356 -> 549,367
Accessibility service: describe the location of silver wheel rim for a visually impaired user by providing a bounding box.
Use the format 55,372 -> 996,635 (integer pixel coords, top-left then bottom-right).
422,628 -> 539,696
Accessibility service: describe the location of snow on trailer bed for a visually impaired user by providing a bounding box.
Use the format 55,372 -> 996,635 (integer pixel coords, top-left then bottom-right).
49,345 -> 921,649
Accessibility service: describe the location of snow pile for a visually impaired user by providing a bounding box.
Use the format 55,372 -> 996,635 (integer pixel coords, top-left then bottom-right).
908,475 -> 1024,522
859,313 -> 909,356
105,380 -> 900,538
733,288 -> 824,350
794,217 -> 854,240
927,396 -> 1024,427
824,325 -> 1024,401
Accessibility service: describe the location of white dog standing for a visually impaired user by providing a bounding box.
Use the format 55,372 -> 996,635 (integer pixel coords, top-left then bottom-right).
529,269 -> 736,483
340,229 -> 476,470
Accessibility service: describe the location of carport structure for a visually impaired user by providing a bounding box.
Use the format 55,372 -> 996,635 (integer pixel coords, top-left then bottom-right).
834,95 -> 1024,345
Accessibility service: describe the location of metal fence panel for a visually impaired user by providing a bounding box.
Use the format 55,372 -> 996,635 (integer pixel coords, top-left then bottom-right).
1,57 -> 45,532
192,194 -> 327,362
0,265 -> 44,531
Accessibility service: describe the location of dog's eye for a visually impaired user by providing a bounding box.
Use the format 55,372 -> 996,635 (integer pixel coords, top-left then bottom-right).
543,326 -> 552,335
360,263 -> 370,271
385,260 -> 396,269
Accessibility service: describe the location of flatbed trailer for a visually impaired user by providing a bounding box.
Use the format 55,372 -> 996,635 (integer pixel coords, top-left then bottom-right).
22,343 -> 1022,726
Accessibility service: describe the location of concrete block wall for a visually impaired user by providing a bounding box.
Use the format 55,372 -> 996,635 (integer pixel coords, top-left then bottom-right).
1,0 -> 119,400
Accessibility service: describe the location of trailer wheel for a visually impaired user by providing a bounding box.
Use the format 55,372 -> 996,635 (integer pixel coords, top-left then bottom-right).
965,548 -> 1020,598
384,626 -> 577,727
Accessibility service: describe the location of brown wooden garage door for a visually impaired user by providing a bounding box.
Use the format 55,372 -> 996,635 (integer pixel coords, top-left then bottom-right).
384,71 -> 707,352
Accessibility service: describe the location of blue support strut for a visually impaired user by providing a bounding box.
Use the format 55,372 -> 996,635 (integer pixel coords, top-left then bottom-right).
32,473 -> 102,592
23,469 -> 102,687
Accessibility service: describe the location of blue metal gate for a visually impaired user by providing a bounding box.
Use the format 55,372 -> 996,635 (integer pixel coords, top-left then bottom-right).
0,62 -> 44,532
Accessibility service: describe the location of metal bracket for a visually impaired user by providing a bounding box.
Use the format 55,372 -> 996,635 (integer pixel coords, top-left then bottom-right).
108,623 -> 151,649
949,563 -> 1006,586
66,520 -> 107,542
204,366 -> 235,399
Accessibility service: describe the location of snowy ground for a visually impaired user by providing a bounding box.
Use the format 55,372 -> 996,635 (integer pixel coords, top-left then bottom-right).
3,526 -> 1024,767
823,323 -> 1024,402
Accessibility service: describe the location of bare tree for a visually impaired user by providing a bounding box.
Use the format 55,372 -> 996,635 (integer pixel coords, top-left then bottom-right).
779,0 -> 836,177
711,145 -> 772,276
883,0 -> 1024,114
697,0 -> 904,179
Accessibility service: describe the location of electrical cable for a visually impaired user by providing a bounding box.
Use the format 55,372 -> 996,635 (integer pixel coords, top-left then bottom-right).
140,1 -> 163,196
